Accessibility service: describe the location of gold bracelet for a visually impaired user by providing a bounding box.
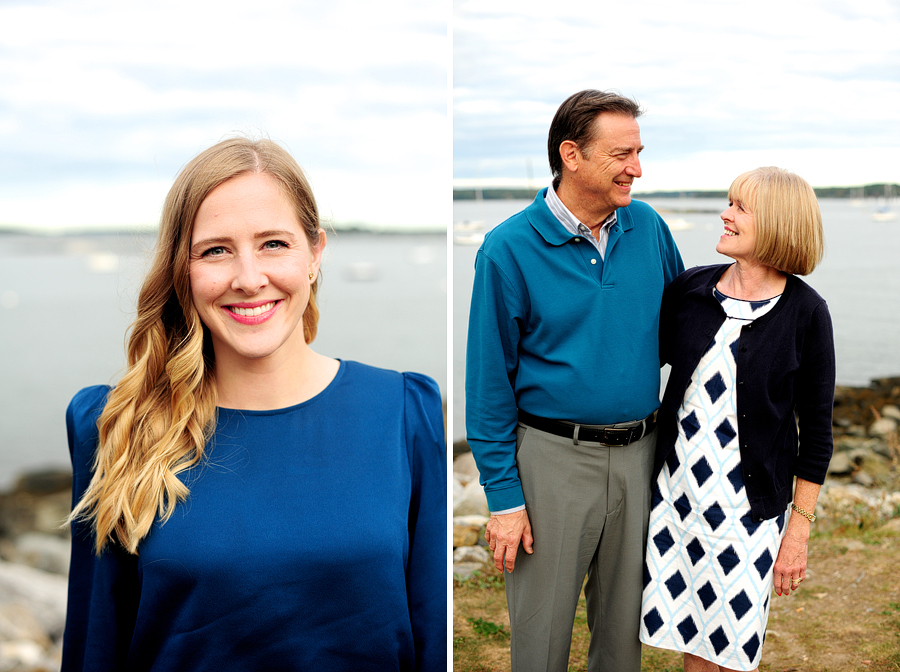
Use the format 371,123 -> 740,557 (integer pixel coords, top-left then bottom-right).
791,503 -> 817,523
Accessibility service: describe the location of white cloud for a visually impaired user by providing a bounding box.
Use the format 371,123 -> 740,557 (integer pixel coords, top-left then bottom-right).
453,0 -> 900,187
0,0 -> 449,230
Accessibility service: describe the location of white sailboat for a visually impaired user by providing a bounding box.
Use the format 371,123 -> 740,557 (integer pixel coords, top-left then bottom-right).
872,184 -> 897,222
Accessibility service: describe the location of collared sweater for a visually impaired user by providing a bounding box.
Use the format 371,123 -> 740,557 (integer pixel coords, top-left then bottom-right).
466,189 -> 684,511
655,264 -> 836,522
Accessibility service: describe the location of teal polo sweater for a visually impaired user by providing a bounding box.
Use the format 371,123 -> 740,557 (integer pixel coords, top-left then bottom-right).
466,189 -> 684,511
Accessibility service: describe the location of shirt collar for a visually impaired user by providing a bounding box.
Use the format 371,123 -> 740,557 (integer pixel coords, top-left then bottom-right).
544,182 -> 617,238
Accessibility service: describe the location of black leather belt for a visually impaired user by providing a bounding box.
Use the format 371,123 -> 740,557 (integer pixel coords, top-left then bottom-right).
518,410 -> 657,446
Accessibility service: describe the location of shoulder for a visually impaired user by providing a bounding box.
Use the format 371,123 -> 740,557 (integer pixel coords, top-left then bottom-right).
481,205 -> 539,254
786,275 -> 829,310
402,371 -> 442,413
338,361 -> 441,410
622,199 -> 664,222
67,385 -> 111,440
669,264 -> 726,294
66,385 -> 111,478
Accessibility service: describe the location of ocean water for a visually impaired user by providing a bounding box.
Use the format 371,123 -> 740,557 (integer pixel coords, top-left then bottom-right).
453,197 -> 900,442
0,230 -> 447,489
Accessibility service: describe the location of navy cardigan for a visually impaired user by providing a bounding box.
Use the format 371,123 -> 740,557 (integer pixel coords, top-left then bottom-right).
655,264 -> 835,522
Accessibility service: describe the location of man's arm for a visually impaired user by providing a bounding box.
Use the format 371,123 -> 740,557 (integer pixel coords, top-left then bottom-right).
465,249 -> 534,571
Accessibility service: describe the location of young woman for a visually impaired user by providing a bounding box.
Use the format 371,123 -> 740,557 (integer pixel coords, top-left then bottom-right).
62,137 -> 446,671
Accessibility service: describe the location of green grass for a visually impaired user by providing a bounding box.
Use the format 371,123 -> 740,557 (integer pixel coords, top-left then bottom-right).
467,617 -> 509,638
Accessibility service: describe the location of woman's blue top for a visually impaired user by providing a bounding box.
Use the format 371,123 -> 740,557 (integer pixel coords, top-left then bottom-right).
62,360 -> 447,671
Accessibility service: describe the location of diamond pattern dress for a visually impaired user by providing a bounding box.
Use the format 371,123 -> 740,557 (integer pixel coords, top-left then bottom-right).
640,288 -> 789,671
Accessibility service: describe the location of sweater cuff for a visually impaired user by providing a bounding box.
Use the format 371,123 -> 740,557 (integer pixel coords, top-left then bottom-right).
484,483 -> 526,512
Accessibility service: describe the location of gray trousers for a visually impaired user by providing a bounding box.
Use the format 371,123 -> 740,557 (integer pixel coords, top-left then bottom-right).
505,422 -> 656,672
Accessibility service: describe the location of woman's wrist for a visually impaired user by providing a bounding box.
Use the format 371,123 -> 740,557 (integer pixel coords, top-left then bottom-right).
791,502 -> 817,523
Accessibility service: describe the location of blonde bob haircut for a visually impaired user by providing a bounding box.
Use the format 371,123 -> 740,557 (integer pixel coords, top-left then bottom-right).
69,137 -> 323,554
727,166 -> 824,276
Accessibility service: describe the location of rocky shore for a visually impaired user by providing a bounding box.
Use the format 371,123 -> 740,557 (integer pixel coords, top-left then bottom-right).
0,471 -> 70,671
453,376 -> 900,579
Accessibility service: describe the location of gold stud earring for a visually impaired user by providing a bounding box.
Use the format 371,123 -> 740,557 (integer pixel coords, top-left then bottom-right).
309,272 -> 315,281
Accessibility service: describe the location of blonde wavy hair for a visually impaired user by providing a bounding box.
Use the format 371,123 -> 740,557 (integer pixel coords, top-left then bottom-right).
68,137 -> 323,554
728,166 -> 824,276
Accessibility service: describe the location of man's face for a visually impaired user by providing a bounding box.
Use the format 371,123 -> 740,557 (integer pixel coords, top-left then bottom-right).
572,113 -> 643,218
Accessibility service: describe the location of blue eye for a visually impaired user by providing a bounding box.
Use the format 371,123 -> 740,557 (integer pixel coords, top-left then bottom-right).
263,240 -> 288,250
202,246 -> 226,257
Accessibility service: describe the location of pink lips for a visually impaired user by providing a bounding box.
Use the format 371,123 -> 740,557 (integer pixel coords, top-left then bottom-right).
224,300 -> 280,325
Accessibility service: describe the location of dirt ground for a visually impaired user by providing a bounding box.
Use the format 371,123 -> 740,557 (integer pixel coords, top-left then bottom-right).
453,526 -> 900,672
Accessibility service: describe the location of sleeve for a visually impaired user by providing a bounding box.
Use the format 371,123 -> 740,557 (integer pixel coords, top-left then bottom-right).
659,216 -> 686,287
793,300 -> 836,484
464,249 -> 527,511
658,268 -> 691,367
402,373 -> 448,672
62,386 -> 140,672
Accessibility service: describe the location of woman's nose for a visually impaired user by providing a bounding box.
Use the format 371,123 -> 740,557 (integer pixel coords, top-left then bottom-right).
231,254 -> 268,293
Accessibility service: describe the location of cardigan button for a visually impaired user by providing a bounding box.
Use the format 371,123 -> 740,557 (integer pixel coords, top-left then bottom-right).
591,258 -> 597,265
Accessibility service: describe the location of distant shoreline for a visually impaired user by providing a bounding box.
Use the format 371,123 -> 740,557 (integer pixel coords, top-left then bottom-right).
0,225 -> 446,237
454,183 -> 900,201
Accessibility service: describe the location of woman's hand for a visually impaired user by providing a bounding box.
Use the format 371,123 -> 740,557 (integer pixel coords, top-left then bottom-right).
774,478 -> 822,596
772,518 -> 810,596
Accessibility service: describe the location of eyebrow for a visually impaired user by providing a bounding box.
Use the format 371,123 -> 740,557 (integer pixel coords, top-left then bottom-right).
612,145 -> 644,153
190,229 -> 299,254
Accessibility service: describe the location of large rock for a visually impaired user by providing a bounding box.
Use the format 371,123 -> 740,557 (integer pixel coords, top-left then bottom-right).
869,417 -> 898,438
453,514 -> 489,528
452,452 -> 480,484
453,525 -> 482,549
454,479 -> 489,517
0,560 -> 67,641
453,545 -> 489,564
452,476 -> 464,505
881,404 -> 900,422
13,534 -> 70,576
452,562 -> 485,581
827,452 -> 855,476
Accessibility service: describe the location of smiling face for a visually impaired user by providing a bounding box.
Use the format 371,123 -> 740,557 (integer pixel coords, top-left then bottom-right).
189,172 -> 325,369
716,197 -> 757,264
564,112 -> 643,221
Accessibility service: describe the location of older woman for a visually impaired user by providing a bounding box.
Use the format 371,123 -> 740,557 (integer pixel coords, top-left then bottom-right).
62,138 -> 446,671
640,167 -> 835,672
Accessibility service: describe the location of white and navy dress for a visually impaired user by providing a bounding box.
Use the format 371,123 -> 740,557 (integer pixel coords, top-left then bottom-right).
640,288 -> 790,671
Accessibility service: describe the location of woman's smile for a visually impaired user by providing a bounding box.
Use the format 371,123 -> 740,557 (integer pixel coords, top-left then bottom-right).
226,300 -> 280,322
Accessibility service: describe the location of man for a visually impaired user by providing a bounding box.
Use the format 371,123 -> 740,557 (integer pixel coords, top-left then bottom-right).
465,90 -> 684,671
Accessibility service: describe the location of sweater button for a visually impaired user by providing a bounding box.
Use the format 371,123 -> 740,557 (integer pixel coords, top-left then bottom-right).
591,258 -> 597,265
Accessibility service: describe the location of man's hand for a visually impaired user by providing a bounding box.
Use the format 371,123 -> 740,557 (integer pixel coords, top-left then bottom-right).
484,509 -> 534,573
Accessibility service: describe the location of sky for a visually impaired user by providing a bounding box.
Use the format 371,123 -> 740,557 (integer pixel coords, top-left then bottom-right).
453,0 -> 900,193
0,0 -> 449,231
